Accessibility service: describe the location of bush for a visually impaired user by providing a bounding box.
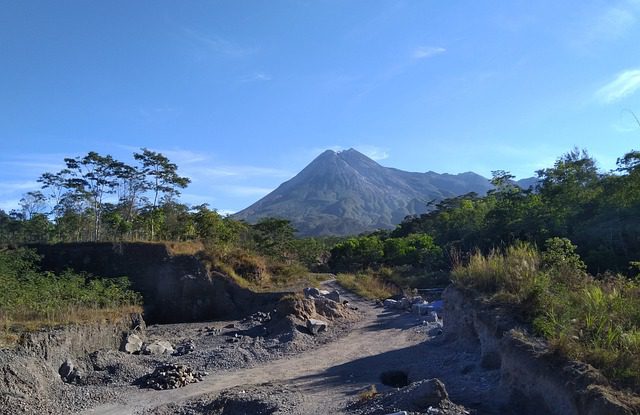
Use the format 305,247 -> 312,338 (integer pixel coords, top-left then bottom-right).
453,239 -> 640,392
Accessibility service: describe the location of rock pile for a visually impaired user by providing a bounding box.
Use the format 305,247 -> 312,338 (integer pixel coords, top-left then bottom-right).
303,287 -> 341,303
384,297 -> 444,319
141,364 -> 207,390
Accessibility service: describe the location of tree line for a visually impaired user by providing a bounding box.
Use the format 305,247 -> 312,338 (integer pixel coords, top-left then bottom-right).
2,149 -> 191,243
390,147 -> 640,276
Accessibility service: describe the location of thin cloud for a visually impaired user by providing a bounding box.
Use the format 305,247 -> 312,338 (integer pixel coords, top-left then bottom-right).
217,185 -> 274,197
412,46 -> 446,60
183,28 -> 253,58
240,72 -> 272,83
569,1 -> 640,49
596,69 -> 640,103
356,145 -> 390,161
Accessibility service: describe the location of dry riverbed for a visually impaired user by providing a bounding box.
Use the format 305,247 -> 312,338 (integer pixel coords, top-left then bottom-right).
3,281 -> 499,414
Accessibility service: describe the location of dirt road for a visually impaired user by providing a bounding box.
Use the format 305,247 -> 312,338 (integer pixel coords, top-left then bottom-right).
83,282 -> 430,414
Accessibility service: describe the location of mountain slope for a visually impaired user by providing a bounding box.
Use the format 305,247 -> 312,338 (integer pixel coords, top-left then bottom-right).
234,149 -> 494,236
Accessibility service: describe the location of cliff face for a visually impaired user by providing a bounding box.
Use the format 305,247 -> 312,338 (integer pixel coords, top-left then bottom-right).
32,243 -> 282,324
443,286 -> 640,415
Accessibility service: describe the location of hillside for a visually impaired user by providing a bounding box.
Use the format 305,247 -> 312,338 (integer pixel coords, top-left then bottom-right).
234,148 -> 495,236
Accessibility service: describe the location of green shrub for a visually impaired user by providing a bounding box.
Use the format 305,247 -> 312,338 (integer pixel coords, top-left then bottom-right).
453,239 -> 640,392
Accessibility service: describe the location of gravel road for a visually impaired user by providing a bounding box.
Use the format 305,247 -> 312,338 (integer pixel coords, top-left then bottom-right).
81,282 -> 417,414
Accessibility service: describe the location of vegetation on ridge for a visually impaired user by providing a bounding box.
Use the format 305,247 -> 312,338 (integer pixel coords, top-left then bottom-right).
452,238 -> 640,392
0,248 -> 142,347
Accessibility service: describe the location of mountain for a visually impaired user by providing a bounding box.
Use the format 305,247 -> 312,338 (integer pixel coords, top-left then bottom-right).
234,148 -> 494,236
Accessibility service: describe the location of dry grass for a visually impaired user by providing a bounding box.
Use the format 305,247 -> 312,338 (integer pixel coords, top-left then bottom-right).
163,240 -> 206,256
336,272 -> 399,300
0,305 -> 142,348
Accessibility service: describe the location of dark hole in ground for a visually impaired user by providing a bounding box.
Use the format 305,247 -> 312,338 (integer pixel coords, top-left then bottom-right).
380,370 -> 409,388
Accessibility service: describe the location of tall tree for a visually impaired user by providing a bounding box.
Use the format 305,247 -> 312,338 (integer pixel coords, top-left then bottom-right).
133,148 -> 190,239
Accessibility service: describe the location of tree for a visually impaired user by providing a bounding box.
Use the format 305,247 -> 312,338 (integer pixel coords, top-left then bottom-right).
133,148 -> 190,239
19,191 -> 47,220
252,218 -> 296,260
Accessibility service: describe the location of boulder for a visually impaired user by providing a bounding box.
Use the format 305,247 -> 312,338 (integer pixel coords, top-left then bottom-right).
410,378 -> 449,409
122,333 -> 144,354
306,318 -> 328,335
325,290 -> 340,302
400,297 -> 412,310
58,359 -> 81,384
142,340 -> 174,355
383,299 -> 398,309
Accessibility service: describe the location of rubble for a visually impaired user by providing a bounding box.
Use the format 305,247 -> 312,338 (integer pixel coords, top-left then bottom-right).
172,340 -> 195,356
141,364 -> 207,390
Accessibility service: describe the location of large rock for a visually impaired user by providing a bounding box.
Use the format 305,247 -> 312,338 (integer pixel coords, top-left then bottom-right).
410,378 -> 449,409
122,333 -> 144,354
306,318 -> 328,335
142,340 -> 174,355
58,359 -> 81,384
325,290 -> 340,302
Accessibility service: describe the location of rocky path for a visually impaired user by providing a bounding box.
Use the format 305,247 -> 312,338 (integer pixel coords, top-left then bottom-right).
83,282 -> 432,415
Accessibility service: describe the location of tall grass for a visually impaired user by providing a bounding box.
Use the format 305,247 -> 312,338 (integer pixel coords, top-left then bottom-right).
452,240 -> 640,392
451,242 -> 545,301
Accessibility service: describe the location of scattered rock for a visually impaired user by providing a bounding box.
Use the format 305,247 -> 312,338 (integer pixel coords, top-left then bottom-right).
306,318 -> 328,335
142,340 -> 174,355
141,364 -> 207,390
122,333 -> 144,354
173,340 -> 195,356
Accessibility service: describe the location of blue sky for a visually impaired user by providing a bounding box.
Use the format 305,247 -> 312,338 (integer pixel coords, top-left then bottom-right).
2,1 -> 640,214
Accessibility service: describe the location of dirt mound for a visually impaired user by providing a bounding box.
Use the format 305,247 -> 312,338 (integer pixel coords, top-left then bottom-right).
350,378 -> 472,415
